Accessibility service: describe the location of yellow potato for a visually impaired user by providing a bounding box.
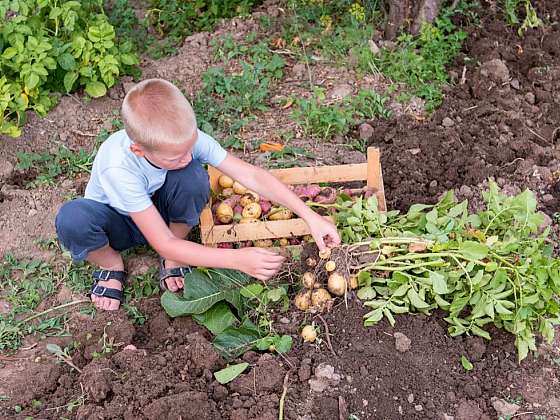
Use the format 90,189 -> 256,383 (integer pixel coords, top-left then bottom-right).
242,202 -> 262,219
218,175 -> 234,188
221,187 -> 234,198
279,238 -> 289,247
268,207 -> 293,221
239,191 -> 260,207
254,239 -> 273,248
216,203 -> 234,224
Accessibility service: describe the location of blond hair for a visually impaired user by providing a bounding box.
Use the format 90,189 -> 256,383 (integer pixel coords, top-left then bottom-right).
122,79 -> 197,150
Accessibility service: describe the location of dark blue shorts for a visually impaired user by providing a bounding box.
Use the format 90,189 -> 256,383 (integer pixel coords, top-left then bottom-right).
55,159 -> 210,262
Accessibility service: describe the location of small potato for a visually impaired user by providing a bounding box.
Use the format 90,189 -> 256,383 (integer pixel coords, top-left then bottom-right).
306,257 -> 317,268
311,288 -> 331,309
240,191 -> 260,207
301,325 -> 317,343
221,187 -> 234,198
325,260 -> 336,272
318,248 -> 331,259
254,239 -> 273,248
216,202 -> 234,224
302,272 -> 316,289
268,207 -> 293,221
327,272 -> 346,296
279,238 -> 289,247
218,175 -> 234,188
294,290 -> 312,311
242,202 -> 262,219
233,181 -> 248,195
348,275 -> 358,289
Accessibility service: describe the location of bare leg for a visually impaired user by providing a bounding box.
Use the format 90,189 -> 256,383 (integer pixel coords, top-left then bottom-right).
162,222 -> 192,292
87,244 -> 125,311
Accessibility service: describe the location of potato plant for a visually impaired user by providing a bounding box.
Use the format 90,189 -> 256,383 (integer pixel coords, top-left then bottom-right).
330,181 -> 560,362
0,0 -> 138,137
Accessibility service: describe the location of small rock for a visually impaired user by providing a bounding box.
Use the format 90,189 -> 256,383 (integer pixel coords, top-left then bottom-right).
408,148 -> 421,155
330,83 -> 353,99
491,398 -> 519,417
309,378 -> 328,393
292,63 -> 306,79
398,405 -> 403,415
415,404 -> 423,412
525,92 -> 536,104
315,363 -> 340,382
408,393 -> 414,404
510,79 -> 521,90
542,194 -> 555,203
459,185 -> 473,198
0,160 -> 14,182
368,40 -> 380,55
359,123 -> 374,140
28,209 -> 38,217
480,59 -> 510,84
279,317 -> 290,324
61,179 -> 74,189
446,391 -> 456,402
442,117 -> 455,127
394,332 -> 411,352
442,414 -> 455,420
359,366 -> 368,376
429,180 -> 438,189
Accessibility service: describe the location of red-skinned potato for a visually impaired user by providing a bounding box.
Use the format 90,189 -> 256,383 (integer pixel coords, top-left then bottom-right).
222,195 -> 241,208
217,242 -> 233,248
314,187 -> 337,204
259,199 -> 272,215
294,184 -> 322,201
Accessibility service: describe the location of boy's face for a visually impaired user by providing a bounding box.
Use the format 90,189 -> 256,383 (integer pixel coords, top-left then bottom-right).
131,131 -> 197,170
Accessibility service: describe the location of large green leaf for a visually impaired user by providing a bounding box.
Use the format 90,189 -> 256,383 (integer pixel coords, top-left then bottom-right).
214,362 -> 249,384
213,319 -> 261,360
161,269 -> 252,317
192,302 -> 238,335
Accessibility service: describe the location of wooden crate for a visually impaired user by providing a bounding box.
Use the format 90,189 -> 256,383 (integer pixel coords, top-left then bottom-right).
200,147 -> 386,246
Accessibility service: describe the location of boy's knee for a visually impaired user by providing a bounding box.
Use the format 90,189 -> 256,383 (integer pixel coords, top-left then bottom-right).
55,200 -> 93,239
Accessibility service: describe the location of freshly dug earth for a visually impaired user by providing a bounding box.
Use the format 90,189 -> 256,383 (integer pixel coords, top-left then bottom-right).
371,0 -> 560,215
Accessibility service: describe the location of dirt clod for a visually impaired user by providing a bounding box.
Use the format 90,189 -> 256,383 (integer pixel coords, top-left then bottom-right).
394,332 -> 412,352
491,397 -> 519,417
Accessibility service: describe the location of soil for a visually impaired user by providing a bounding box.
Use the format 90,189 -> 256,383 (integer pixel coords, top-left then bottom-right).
1,0 -> 559,419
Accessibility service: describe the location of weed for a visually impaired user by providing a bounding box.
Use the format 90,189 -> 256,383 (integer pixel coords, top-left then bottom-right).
504,0 -> 543,36
47,343 -> 82,373
92,321 -> 123,358
291,88 -> 390,139
264,145 -> 315,169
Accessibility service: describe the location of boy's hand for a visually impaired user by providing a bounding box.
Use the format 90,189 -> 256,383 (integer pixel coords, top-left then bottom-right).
305,213 -> 341,251
236,247 -> 285,281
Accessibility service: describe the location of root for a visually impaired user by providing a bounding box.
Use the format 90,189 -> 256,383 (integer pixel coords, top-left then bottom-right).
315,313 -> 337,357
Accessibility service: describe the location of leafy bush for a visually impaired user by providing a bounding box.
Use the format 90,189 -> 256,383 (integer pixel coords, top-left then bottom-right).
0,0 -> 138,137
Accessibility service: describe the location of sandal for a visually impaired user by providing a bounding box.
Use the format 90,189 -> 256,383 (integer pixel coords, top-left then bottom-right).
88,270 -> 127,303
159,258 -> 191,292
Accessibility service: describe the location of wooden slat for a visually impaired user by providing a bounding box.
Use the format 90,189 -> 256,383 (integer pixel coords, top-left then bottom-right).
367,147 -> 386,211
201,216 -> 333,244
269,163 -> 368,185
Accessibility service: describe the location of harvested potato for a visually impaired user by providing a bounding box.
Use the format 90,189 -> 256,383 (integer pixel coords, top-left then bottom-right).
268,207 -> 293,221
325,260 -> 336,272
218,175 -> 234,188
259,199 -> 272,215
240,191 -> 260,207
233,181 -> 248,194
242,202 -> 262,219
254,239 -> 273,248
221,187 -> 234,198
328,272 -> 346,296
279,238 -> 289,247
311,288 -> 331,309
301,325 -> 317,343
318,248 -> 331,260
348,275 -> 358,289
294,290 -> 312,311
306,257 -> 317,268
216,203 -> 234,224
302,272 -> 316,289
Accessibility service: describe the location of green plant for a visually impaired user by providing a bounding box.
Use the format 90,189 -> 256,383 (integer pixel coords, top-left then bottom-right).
291,88 -> 390,139
504,0 -> 543,36
372,13 -> 467,112
161,268 -> 293,359
46,343 -> 82,372
264,145 -> 315,169
325,181 -> 559,362
0,0 -> 138,137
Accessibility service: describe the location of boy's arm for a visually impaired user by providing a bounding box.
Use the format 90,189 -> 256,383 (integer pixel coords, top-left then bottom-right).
129,205 -> 284,280
217,154 -> 340,250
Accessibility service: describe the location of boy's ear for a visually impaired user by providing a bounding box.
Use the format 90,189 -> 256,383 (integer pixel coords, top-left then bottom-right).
130,142 -> 145,157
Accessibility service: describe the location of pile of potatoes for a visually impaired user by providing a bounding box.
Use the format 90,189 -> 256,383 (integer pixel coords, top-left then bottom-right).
293,248 -> 358,313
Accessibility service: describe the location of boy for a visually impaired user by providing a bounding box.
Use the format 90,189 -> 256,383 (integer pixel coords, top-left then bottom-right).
56,79 -> 340,311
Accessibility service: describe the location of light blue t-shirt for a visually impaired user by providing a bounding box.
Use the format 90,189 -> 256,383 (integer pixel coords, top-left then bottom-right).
84,129 -> 227,214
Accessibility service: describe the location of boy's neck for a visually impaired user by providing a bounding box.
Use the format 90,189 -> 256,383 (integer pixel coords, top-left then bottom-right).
144,157 -> 162,170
